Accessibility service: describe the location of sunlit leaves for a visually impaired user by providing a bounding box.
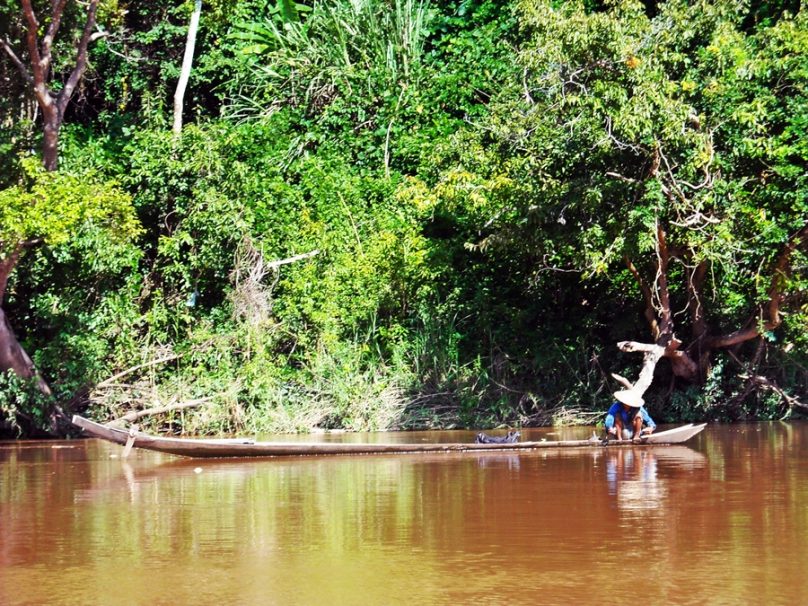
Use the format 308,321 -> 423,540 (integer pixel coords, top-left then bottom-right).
416,0 -> 806,370
0,158 -> 141,259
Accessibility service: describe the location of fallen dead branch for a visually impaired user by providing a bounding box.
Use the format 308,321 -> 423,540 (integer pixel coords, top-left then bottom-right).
551,406 -> 602,426
106,396 -> 215,427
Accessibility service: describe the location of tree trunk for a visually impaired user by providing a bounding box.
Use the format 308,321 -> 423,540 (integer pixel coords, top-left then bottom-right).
173,0 -> 202,135
42,113 -> 60,171
1,251 -> 52,401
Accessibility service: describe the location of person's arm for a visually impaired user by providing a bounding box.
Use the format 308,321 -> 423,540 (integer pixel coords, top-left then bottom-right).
605,403 -> 618,435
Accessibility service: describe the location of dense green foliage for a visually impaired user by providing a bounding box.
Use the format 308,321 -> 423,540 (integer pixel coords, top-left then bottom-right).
0,0 -> 805,436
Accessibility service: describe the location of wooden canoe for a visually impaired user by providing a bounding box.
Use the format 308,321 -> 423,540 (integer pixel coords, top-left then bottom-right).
71,415 -> 707,459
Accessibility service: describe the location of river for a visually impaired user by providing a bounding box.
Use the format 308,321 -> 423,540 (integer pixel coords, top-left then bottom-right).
1,422 -> 806,605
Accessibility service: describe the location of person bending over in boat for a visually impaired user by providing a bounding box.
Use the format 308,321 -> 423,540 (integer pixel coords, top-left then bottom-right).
605,391 -> 656,441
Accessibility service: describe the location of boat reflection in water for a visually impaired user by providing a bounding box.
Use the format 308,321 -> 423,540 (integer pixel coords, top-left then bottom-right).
601,446 -> 707,512
474,453 -> 521,471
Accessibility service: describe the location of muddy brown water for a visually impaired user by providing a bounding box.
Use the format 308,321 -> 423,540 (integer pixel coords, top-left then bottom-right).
1,423 -> 806,605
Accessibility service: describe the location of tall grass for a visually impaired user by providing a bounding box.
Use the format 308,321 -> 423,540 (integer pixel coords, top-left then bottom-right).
227,0 -> 433,119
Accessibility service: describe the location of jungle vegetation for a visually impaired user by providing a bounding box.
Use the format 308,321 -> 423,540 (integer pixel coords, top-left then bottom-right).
0,0 -> 805,437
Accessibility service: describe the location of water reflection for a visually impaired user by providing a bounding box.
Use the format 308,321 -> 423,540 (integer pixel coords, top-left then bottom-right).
474,453 -> 521,471
602,446 -> 706,513
3,423 -> 808,605
606,448 -> 662,510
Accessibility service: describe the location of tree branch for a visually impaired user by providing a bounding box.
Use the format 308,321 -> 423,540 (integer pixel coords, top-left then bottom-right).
616,340 -> 666,396
710,222 -> 808,349
266,249 -> 319,270
726,349 -> 807,413
655,224 -> 673,333
687,260 -> 708,341
0,246 -> 23,302
605,171 -> 637,184
20,0 -> 47,98
57,0 -> 100,118
616,341 -> 657,353
610,372 -> 634,390
741,374 -> 808,413
0,37 -> 34,86
42,0 -> 70,70
21,237 -> 44,249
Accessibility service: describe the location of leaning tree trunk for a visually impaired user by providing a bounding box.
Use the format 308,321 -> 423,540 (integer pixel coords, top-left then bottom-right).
0,246 -> 50,396
0,250 -> 60,434
0,307 -> 51,396
0,305 -> 68,436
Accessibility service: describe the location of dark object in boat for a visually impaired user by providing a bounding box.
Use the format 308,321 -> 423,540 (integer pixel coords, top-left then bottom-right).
476,431 -> 521,444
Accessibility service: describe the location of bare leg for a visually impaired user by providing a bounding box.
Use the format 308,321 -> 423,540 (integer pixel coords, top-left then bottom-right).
632,414 -> 643,439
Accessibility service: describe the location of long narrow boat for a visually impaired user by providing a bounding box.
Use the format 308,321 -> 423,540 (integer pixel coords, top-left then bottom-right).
71,415 -> 707,459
